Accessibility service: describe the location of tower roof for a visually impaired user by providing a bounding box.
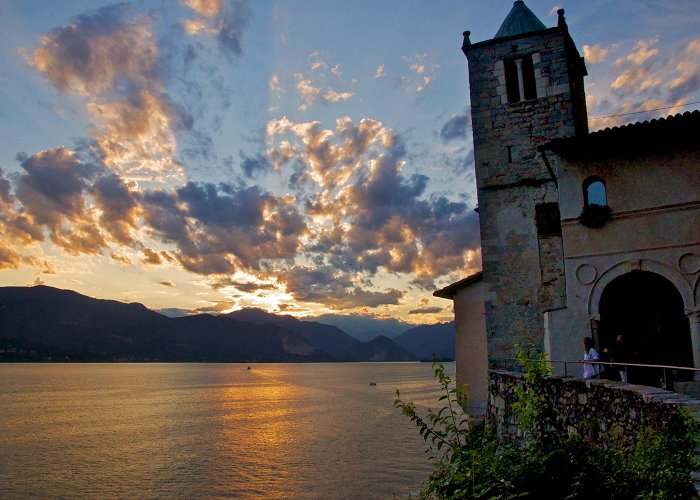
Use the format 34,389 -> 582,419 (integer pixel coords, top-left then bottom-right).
494,1 -> 547,39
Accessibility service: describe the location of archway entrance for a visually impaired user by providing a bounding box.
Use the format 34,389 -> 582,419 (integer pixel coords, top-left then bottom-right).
599,271 -> 693,386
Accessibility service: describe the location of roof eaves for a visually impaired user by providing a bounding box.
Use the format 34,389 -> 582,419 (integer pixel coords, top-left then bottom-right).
538,110 -> 700,154
464,27 -> 558,52
433,271 -> 483,299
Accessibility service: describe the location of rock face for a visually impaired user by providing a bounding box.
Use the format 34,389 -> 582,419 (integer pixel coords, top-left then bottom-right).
488,370 -> 700,443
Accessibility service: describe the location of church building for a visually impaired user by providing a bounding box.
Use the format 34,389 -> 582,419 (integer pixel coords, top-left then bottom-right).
435,1 -> 700,411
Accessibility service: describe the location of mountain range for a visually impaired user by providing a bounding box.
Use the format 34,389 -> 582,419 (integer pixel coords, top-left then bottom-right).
0,286 -> 453,363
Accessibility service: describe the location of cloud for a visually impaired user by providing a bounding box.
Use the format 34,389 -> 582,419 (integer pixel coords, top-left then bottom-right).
240,152 -> 272,177
308,51 -> 327,71
295,73 -> 321,111
26,4 -> 190,182
440,112 -> 471,142
142,248 -> 164,265
583,44 -> 609,64
141,182 -> 308,275
294,73 -> 354,110
15,148 -> 106,255
276,266 -> 404,310
111,252 -> 132,264
182,0 -> 251,55
90,173 -> 139,245
269,73 -> 283,94
401,54 -> 437,93
266,116 -> 481,288
616,39 -> 658,66
27,4 -> 158,96
588,37 -> 700,129
159,280 -> 175,287
324,89 -> 354,104
408,307 -> 443,315
610,39 -> 662,95
182,0 -> 224,18
87,89 -> 189,181
667,39 -> 700,100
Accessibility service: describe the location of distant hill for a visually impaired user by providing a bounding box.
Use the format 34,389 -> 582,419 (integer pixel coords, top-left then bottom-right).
225,308 -> 358,358
308,313 -> 411,341
0,286 -> 426,363
0,286 -> 327,362
338,335 -> 415,362
393,322 -> 455,360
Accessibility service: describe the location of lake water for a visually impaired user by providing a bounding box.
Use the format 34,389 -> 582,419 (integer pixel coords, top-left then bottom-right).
0,362 -> 453,498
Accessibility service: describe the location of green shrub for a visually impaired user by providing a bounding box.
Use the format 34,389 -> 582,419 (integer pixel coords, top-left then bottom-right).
396,348 -> 700,499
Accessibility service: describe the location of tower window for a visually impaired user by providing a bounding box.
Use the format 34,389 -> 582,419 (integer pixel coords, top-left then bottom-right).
504,54 -> 537,103
583,176 -> 607,207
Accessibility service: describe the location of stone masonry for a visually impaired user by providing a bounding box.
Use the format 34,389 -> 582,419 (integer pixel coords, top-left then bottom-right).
463,21 -> 586,367
488,370 -> 700,444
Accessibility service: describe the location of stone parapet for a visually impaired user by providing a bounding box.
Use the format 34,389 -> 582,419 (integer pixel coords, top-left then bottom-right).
488,370 -> 700,444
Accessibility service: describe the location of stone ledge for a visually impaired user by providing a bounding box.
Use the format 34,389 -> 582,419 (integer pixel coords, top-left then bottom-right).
487,370 -> 700,444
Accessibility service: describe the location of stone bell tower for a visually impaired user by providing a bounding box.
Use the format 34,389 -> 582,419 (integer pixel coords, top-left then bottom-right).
462,1 -> 588,366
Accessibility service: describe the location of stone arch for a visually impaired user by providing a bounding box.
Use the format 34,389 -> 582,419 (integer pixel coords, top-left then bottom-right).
588,259 -> 694,317
594,266 -> 694,383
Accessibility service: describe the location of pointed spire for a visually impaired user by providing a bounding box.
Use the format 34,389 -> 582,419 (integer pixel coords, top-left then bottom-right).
494,1 -> 546,39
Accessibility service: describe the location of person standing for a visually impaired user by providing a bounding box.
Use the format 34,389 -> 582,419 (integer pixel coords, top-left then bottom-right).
582,337 -> 600,379
614,334 -> 628,382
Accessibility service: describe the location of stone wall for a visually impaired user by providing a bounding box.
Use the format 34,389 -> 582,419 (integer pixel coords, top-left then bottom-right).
488,370 -> 700,443
464,27 -> 582,365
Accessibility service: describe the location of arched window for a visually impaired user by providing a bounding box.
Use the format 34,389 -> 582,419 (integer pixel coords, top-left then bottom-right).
583,176 -> 607,207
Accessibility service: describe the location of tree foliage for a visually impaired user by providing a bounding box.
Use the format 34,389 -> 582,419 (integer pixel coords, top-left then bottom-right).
395,348 -> 700,499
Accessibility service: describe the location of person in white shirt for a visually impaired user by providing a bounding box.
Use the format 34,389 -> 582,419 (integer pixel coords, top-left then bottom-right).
582,336 -> 600,379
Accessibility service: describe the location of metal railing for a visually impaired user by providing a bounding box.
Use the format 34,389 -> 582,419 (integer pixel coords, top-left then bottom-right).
494,358 -> 700,391
556,359 -> 699,390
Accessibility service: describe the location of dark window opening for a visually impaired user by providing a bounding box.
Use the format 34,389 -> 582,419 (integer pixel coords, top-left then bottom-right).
521,55 -> 536,100
535,202 -> 562,236
504,58 -> 520,103
506,145 -> 513,163
504,54 -> 537,103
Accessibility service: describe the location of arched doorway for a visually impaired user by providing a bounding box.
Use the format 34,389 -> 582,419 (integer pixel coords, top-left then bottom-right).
599,271 -> 693,386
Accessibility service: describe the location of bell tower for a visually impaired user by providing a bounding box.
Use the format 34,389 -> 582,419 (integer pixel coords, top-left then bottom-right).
462,1 -> 587,365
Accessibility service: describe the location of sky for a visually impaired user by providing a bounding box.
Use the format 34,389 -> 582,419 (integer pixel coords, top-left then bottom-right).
0,0 -> 699,326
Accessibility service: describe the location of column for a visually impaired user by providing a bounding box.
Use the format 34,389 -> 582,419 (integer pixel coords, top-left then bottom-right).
687,308 -> 700,381
514,58 -> 525,102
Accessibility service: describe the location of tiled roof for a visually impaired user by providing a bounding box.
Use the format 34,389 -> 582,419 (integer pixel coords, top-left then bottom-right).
540,110 -> 700,154
495,1 -> 547,39
433,271 -> 483,299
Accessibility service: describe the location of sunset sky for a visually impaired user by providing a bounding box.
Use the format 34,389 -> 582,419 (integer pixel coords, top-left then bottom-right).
1,0 -> 699,324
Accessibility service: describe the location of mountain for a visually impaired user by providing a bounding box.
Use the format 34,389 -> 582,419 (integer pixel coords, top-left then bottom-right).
0,286 -> 327,362
308,313 -> 411,341
0,286 -> 426,363
225,308 -> 358,358
338,335 -> 416,362
393,322 -> 455,360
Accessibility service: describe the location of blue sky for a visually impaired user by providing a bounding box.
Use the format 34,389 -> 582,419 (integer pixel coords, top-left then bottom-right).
0,0 -> 699,324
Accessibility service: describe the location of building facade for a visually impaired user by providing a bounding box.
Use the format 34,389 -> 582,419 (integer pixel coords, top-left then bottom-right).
436,1 -> 700,396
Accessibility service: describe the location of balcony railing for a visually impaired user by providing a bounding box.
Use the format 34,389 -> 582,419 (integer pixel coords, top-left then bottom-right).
492,358 -> 699,391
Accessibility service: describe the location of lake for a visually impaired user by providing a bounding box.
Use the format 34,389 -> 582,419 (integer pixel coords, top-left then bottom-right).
0,362 -> 454,498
